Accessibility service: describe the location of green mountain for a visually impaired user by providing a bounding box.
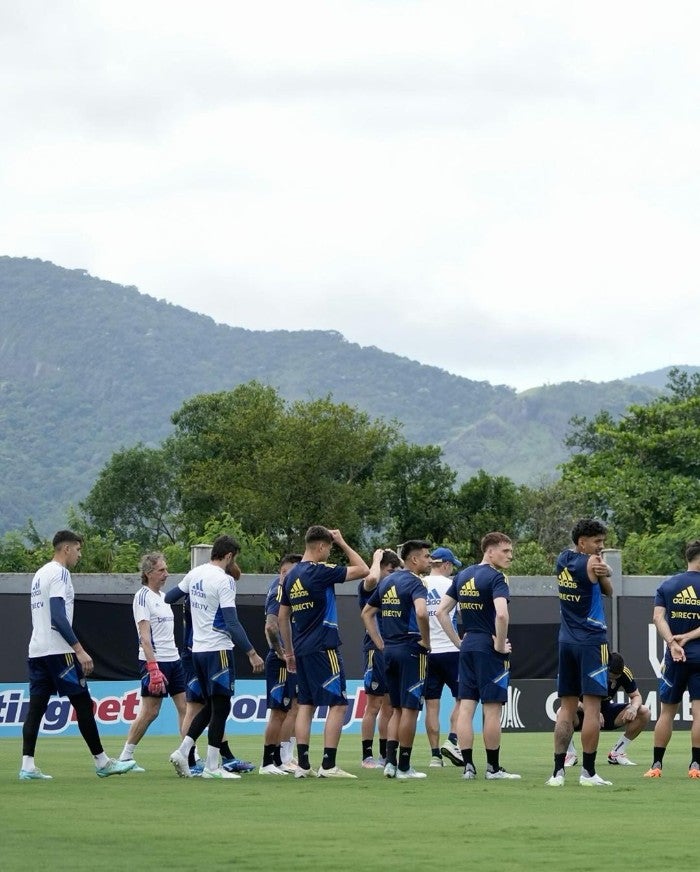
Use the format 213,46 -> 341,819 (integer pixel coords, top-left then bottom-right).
0,256 -> 672,535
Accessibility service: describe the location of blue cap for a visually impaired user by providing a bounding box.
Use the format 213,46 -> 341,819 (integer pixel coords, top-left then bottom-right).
430,547 -> 462,567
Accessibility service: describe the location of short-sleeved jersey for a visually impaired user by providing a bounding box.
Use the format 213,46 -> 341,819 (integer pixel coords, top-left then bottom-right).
132,586 -> 179,662
366,569 -> 427,646
265,576 -> 282,653
175,563 -> 237,653
446,563 -> 509,654
358,579 -> 383,652
28,560 -> 75,657
555,549 -> 607,645
424,573 -> 459,654
279,561 -> 347,655
655,570 -> 700,663
605,666 -> 637,703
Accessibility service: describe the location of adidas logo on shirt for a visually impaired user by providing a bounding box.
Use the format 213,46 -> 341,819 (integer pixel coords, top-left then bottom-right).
673,585 -> 700,606
289,579 -> 309,600
459,578 -> 480,598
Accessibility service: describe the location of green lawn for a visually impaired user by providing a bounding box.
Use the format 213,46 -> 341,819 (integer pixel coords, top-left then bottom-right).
1,732 -> 696,871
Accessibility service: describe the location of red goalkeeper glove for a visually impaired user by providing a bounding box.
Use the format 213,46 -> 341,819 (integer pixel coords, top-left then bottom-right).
146,661 -> 167,695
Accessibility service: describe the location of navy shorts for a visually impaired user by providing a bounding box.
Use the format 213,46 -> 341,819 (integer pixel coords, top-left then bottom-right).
296,649 -> 347,708
575,701 -> 628,732
458,648 -> 509,704
557,641 -> 609,698
138,659 -> 186,698
27,653 -> 90,698
363,648 -> 386,696
659,655 -> 700,705
424,650 -> 459,700
384,642 -> 427,711
265,650 -> 297,712
190,650 -> 235,701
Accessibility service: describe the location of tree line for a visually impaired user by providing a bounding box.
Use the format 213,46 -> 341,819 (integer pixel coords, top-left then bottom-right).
2,371 -> 699,575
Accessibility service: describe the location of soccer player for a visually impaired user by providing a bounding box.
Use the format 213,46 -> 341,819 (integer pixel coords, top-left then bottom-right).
644,539 -> 700,778
260,552 -> 302,775
166,535 -> 264,780
358,548 -> 401,769
424,546 -> 463,768
178,549 -> 255,775
564,651 -> 650,767
118,552 -> 187,771
436,532 -> 520,781
278,526 -> 369,778
547,518 -> 613,788
20,530 -> 136,780
362,539 -> 431,780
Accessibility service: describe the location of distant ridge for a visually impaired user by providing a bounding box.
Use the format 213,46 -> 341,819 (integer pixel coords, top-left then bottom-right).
0,256 -> 687,535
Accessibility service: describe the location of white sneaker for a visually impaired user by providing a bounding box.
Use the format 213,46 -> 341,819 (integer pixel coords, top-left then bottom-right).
258,763 -> 288,775
169,750 -> 193,778
546,772 -> 565,787
294,766 -> 317,778
485,767 -> 521,780
317,766 -> 357,779
202,767 -> 241,779
429,756 -> 444,768
396,767 -> 427,779
564,752 -> 578,767
441,740 -> 464,766
580,772 -> 612,787
384,762 -> 397,778
608,752 -> 636,766
279,761 -> 299,774
462,765 -> 477,780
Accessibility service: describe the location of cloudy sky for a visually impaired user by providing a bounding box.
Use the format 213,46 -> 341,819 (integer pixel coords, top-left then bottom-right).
2,1 -> 699,390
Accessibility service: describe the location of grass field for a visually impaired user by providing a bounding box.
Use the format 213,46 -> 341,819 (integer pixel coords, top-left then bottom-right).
1,732 -> 697,871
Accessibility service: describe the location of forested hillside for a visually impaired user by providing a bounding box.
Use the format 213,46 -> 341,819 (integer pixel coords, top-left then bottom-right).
0,256 -> 664,534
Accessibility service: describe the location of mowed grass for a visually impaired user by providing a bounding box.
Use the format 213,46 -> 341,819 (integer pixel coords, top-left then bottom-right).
1,731 -> 697,871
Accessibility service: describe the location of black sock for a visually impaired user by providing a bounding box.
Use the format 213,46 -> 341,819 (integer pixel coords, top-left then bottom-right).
431,747 -> 441,758
461,748 -> 473,767
553,752 -> 566,776
219,740 -> 233,760
448,732 -> 458,744
386,740 -> 399,766
262,744 -> 276,766
188,746 -> 197,767
273,744 -> 283,767
362,739 -> 373,760
398,746 -> 412,772
486,747 -> 500,771
322,747 -> 337,770
379,738 -> 387,759
582,751 -> 596,776
692,747 -> 700,766
298,744 -> 310,770
653,746 -> 666,767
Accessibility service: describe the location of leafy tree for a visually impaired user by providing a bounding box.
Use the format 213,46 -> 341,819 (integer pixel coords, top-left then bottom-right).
518,476 -> 594,558
509,540 -> 553,575
453,470 -> 525,558
171,383 -> 399,550
80,443 -> 180,548
377,443 -> 457,544
561,368 -> 700,542
621,509 -> 700,575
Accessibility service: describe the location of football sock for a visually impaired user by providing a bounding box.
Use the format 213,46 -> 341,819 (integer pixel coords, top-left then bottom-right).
461,748 -> 473,767
431,747 -> 441,758
553,752 -> 566,776
582,751 -> 596,776
379,738 -> 387,759
486,747 -> 500,771
94,752 -> 110,768
610,735 -> 629,755
692,747 -> 700,766
386,740 -> 399,766
448,732 -> 458,745
362,739 -> 373,760
120,742 -> 136,761
262,744 -> 276,766
321,747 -> 337,769
398,746 -> 412,771
273,745 -> 283,766
652,746 -> 666,768
298,744 -> 311,770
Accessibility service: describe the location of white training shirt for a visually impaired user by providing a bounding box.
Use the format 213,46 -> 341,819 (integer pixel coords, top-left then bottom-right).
176,563 -> 237,653
424,573 -> 459,654
28,560 -> 75,657
132,586 -> 179,662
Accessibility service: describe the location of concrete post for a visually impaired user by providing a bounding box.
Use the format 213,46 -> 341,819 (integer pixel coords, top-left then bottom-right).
190,544 -> 211,569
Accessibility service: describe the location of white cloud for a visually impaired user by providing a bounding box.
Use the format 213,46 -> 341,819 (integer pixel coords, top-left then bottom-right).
2,1 -> 700,389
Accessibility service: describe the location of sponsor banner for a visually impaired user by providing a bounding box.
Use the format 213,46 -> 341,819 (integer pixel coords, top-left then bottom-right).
0,681 -> 473,738
501,679 -> 695,732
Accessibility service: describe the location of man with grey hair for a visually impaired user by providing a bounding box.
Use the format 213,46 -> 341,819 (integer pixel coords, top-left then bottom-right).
118,552 -> 187,770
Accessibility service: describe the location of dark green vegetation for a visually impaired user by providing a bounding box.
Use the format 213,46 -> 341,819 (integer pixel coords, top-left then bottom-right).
0,256 -> 663,535
0,733 -> 696,871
